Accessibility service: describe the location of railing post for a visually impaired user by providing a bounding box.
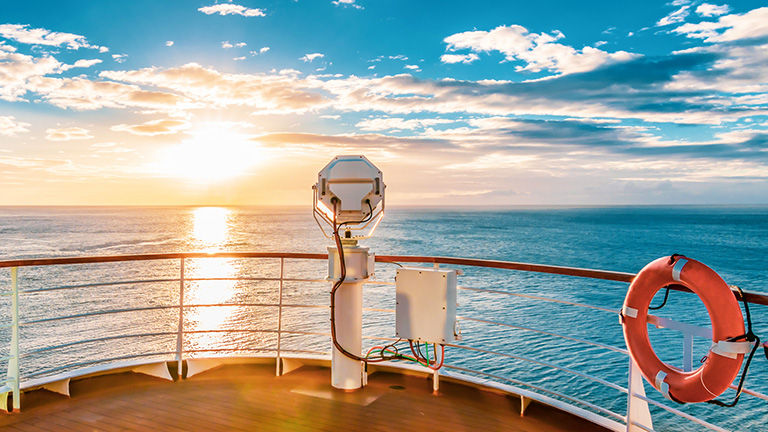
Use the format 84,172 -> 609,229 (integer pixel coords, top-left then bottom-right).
8,267 -> 20,411
683,333 -> 693,372
176,258 -> 185,380
626,358 -> 653,432
276,258 -> 284,376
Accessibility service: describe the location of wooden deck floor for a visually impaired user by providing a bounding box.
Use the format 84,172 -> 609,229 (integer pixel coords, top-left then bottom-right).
0,363 -> 609,431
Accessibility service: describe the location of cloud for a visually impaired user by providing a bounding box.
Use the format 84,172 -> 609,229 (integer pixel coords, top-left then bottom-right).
695,3 -> 731,17
29,76 -> 189,110
253,132 -> 453,151
260,46 -> 270,54
300,53 -> 325,62
111,118 -> 189,136
657,6 -> 690,26
233,56 -> 246,61
332,0 -> 363,10
0,116 -> 30,136
0,42 -> 65,101
673,7 -> 768,42
356,117 -> 455,131
441,53 -> 479,64
166,41 -> 174,47
0,24 -> 107,51
404,64 -> 420,71
222,41 -> 246,49
443,25 -> 639,75
71,59 -> 102,69
45,126 -> 93,141
101,62 -> 329,113
198,3 -> 265,17
112,54 -> 127,63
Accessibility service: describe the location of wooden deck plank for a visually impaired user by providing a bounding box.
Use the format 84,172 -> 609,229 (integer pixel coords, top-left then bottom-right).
0,363 -> 609,431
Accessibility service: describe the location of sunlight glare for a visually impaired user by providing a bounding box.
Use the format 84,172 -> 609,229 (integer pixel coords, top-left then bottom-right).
153,124 -> 262,183
192,207 -> 231,248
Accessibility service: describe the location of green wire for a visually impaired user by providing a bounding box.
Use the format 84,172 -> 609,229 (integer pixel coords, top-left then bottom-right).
424,342 -> 430,364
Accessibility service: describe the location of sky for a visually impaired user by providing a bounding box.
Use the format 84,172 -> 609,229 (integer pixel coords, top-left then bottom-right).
1,0 -> 767,206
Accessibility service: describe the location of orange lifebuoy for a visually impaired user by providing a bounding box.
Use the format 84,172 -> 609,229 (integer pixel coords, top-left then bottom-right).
621,256 -> 746,403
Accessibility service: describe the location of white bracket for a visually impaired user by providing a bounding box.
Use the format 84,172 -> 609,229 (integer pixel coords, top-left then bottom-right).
42,378 -> 71,397
186,358 -> 225,379
520,395 -> 532,416
0,391 -> 8,413
281,357 -> 304,376
132,362 -> 173,381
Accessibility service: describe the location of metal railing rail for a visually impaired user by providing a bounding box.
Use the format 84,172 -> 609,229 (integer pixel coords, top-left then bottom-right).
1,252 -> 766,431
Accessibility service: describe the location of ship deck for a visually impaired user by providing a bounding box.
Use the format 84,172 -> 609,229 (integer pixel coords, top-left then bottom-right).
0,362 -> 608,431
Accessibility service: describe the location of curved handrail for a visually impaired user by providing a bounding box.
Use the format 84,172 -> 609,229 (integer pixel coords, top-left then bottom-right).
2,252 -> 766,305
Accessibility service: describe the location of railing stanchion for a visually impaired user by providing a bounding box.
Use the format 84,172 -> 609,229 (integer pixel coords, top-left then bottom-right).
626,358 -> 653,431
176,258 -> 185,380
683,333 -> 693,372
8,267 -> 20,411
276,258 -> 284,376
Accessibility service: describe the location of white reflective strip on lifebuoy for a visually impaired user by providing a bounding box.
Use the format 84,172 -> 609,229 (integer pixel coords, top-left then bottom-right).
710,340 -> 754,359
654,371 -> 673,400
672,258 -> 688,282
660,382 -> 672,400
622,305 -> 638,319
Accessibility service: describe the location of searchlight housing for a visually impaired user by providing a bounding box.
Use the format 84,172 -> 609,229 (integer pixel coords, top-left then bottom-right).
313,155 -> 385,239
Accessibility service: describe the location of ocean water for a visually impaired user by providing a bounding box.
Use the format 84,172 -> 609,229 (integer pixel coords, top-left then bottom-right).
0,205 -> 766,431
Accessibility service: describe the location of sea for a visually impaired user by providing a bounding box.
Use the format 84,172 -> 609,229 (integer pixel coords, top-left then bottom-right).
0,205 -> 766,431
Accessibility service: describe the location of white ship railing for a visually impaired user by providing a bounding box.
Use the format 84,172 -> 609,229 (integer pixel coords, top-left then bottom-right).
0,252 -> 766,432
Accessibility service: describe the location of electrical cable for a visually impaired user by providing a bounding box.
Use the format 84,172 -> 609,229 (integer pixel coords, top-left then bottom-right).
329,198 -> 389,365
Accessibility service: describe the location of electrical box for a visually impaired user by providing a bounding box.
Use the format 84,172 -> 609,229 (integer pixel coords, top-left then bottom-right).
395,267 -> 458,343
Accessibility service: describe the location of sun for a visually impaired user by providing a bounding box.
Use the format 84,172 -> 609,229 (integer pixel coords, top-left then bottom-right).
152,124 -> 263,183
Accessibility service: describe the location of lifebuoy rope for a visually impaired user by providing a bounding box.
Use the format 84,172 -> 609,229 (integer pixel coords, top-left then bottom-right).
706,283 -> 760,408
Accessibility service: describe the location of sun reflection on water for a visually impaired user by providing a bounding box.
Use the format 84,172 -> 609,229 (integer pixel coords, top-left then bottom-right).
186,207 -> 240,352
192,207 -> 231,249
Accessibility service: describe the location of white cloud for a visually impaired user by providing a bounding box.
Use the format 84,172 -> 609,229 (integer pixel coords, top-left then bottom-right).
111,118 -> 189,136
300,53 -> 325,62
71,59 -> 102,69
0,24 -> 107,51
695,3 -> 731,17
0,116 -> 31,136
673,7 -> 768,42
101,63 -> 329,113
404,64 -> 420,70
166,41 -> 174,47
198,3 -> 266,17
223,41 -> 247,49
233,56 -> 246,61
356,117 -> 455,131
112,54 -> 127,63
0,42 -> 64,101
443,25 -> 638,75
440,53 -> 479,64
30,76 -> 188,111
332,0 -> 363,9
250,46 -> 270,56
45,126 -> 93,141
657,6 -> 690,26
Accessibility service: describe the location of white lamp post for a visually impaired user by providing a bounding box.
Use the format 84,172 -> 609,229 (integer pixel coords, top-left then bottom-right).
312,155 -> 385,390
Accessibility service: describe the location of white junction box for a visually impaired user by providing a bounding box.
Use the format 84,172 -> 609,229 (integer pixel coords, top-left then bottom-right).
395,267 -> 458,343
